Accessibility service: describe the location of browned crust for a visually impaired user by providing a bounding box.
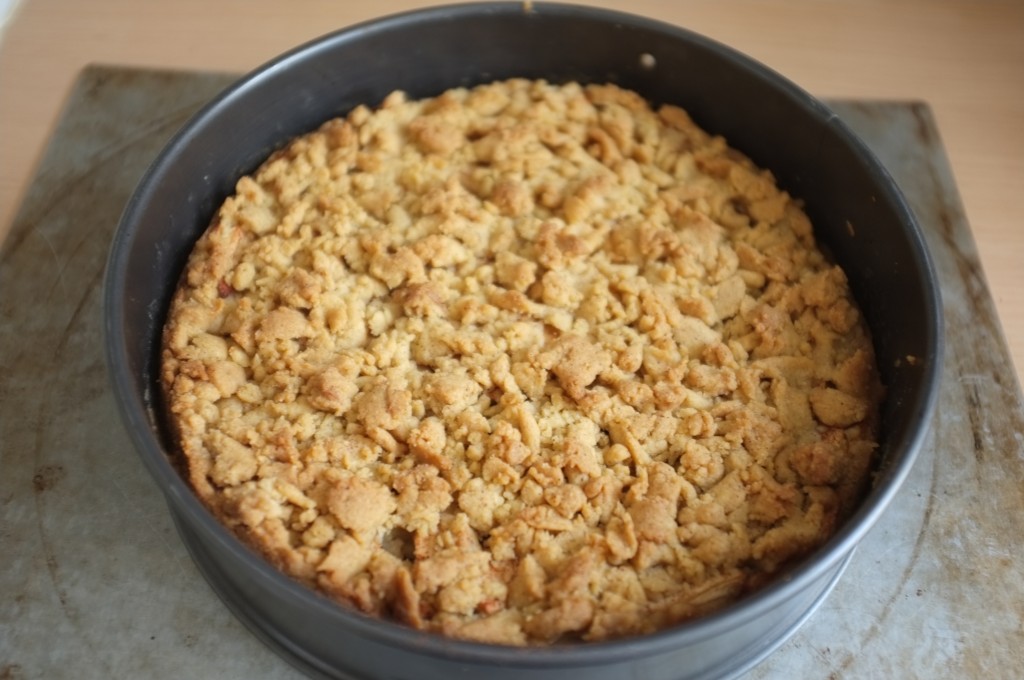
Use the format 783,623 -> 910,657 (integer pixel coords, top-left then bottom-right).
161,79 -> 882,645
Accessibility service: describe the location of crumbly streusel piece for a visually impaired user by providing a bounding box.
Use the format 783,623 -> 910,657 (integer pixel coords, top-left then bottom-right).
162,79 -> 882,645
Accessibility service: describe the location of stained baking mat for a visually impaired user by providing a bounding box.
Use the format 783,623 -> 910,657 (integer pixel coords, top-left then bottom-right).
1,65 -> 1022,679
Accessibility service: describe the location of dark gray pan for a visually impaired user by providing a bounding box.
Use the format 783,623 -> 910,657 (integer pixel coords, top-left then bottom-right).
104,3 -> 942,678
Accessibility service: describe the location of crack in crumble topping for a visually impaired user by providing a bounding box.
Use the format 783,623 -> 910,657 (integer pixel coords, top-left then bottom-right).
162,79 -> 882,645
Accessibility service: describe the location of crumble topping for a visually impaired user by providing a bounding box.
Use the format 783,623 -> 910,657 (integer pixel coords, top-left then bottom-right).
162,79 -> 881,644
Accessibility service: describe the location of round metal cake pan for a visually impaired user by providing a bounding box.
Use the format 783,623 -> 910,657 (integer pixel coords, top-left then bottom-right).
104,3 -> 943,679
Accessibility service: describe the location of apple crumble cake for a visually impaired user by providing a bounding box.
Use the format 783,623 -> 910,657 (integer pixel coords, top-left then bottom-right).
162,79 -> 882,644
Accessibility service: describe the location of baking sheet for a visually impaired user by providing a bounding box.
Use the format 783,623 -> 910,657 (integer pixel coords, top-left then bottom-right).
1,66 -> 1022,679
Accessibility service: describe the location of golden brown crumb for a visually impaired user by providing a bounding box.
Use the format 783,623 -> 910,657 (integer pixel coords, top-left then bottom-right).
162,79 -> 882,645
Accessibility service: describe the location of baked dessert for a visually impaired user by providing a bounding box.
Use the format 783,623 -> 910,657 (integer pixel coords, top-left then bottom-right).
162,79 -> 882,645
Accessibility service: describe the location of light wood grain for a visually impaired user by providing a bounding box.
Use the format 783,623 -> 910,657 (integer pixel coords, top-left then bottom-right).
2,0 -> 1022,387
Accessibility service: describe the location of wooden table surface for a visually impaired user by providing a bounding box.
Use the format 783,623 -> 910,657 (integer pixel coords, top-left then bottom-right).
2,0 -> 1022,388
